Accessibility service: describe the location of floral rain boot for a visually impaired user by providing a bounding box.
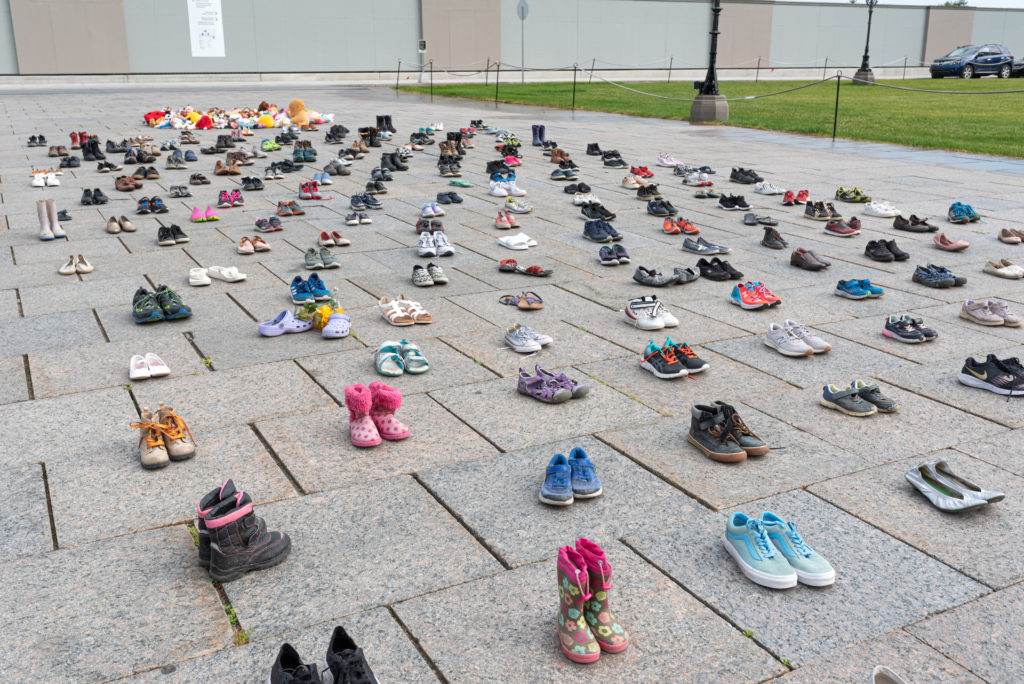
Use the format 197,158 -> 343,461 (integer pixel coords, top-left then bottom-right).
368,381 -> 410,440
556,545 -> 600,664
345,383 -> 381,447
575,538 -> 629,653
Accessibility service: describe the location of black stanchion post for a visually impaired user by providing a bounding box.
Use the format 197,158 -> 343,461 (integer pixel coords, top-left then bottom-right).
572,64 -> 578,110
832,72 -> 841,142
667,56 -> 673,83
755,56 -> 761,83
903,56 -> 907,80
494,62 -> 500,105
589,58 -> 595,84
485,58 -> 490,86
822,57 -> 828,80
429,61 -> 434,102
396,60 -> 401,90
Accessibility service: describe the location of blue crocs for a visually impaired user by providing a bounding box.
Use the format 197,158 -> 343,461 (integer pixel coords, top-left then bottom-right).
539,453 -> 574,506
760,512 -> 836,586
290,275 -> 314,304
568,446 -> 603,499
306,273 -> 332,301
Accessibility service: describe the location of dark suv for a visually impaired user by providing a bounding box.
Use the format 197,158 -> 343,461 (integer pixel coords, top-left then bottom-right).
930,44 -> 1014,79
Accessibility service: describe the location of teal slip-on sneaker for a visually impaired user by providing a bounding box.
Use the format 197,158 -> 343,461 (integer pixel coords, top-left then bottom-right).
723,513 -> 797,589
760,512 -> 836,586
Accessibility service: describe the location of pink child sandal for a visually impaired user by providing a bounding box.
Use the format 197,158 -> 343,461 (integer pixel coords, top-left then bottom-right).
344,384 -> 381,447
368,381 -> 410,440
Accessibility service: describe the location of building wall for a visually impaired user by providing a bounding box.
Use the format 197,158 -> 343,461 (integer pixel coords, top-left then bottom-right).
971,9 -> 1024,60
0,0 -> 17,74
10,0 -> 130,74
422,0 -> 500,71
922,8 -> 974,64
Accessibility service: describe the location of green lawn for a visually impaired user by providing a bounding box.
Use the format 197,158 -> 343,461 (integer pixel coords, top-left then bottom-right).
398,79 -> 1024,158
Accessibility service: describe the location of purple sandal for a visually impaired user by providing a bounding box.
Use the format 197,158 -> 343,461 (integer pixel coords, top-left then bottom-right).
535,365 -> 590,399
517,368 -> 572,403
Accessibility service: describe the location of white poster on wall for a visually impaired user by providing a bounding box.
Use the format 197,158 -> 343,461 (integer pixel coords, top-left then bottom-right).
187,0 -> 225,57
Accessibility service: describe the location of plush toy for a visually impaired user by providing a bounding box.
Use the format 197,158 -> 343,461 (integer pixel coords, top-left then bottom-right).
288,99 -> 316,130
257,114 -> 274,128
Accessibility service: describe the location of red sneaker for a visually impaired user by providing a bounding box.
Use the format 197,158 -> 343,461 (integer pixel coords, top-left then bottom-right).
795,189 -> 809,204
782,190 -> 795,206
638,166 -> 654,178
824,220 -> 859,237
751,281 -> 781,306
731,282 -> 767,309
70,132 -> 80,149
680,219 -> 700,235
663,217 -> 681,234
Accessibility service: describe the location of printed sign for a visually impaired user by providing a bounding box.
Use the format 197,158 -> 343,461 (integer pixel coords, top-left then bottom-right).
187,0 -> 225,58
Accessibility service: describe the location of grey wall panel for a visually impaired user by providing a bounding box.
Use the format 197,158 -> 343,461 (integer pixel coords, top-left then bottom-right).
770,4 -> 925,69
971,10 -> 1024,59
124,0 -> 420,73
422,0 -> 500,70
0,0 -> 16,74
718,2 -> 773,70
923,8 -> 973,64
12,0 -> 129,74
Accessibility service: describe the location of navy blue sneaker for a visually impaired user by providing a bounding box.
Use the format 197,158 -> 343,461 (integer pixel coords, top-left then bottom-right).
306,273 -> 332,301
290,276 -> 314,304
601,221 -> 623,242
927,264 -> 966,287
582,220 -> 611,243
568,446 -> 602,498
912,265 -> 955,288
539,453 -> 574,506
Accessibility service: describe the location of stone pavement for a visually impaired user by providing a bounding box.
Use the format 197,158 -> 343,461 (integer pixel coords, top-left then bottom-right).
1,83 -> 1022,682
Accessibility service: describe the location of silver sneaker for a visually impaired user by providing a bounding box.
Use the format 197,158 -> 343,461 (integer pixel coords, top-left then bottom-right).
764,323 -> 813,357
930,459 -> 1004,503
905,462 -> 990,512
417,232 -> 436,257
784,319 -> 831,353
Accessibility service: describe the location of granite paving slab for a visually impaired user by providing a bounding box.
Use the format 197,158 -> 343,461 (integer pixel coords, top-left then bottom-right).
126,607 -> 436,683
417,436 -> 706,566
46,425 -> 297,548
952,428 -> 1024,477
254,393 -> 494,493
745,381 -> 1006,462
599,405 -> 870,509
394,541 -> 785,683
18,274 -> 152,316
188,320 -> 363,370
0,353 -> 29,405
347,295 -> 496,343
910,298 -> 1024,344
0,526 -> 233,681
431,374 -> 661,451
627,490 -> 988,666
0,288 -> 19,319
810,451 -> 1024,589
222,476 -> 502,640
12,234 -> 129,264
0,309 -> 104,355
0,464 -> 52,563
131,361 -> 336,435
909,581 -> 1024,682
779,629 -> 979,684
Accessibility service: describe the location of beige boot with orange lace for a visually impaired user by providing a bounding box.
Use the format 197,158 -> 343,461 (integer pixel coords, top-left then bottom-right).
156,402 -> 196,460
132,408 -> 169,469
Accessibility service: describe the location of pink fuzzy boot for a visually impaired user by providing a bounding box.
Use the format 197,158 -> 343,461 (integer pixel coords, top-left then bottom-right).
345,384 -> 381,447
368,381 -> 410,440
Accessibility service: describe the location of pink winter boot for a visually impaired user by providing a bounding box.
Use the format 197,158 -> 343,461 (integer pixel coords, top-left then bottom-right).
345,384 -> 381,447
368,381 -> 410,440
574,538 -> 629,653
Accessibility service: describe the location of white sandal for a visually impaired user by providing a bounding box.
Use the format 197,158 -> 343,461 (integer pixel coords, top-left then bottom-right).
207,265 -> 247,282
398,296 -> 433,324
378,296 -> 415,326
498,234 -> 530,250
189,267 -> 211,286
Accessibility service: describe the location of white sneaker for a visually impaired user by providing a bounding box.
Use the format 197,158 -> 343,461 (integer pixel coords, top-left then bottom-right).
336,156 -> 352,166
755,181 -> 784,195
433,231 -> 454,256
584,193 -> 601,204
573,192 -> 589,206
31,174 -> 45,188
518,323 -> 552,346
505,181 -> 527,197
764,322 -> 813,356
129,354 -> 151,380
652,299 -> 679,327
784,319 -> 831,353
505,324 -> 542,353
145,352 -> 170,377
625,297 -> 665,330
418,232 -> 437,257
488,180 -> 508,197
505,197 -> 532,213
863,201 -> 899,218
683,172 -> 709,186
45,172 -> 60,187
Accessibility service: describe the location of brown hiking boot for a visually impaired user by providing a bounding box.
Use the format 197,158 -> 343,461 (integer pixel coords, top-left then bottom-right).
132,408 -> 169,469
155,402 -> 196,460
115,176 -> 136,191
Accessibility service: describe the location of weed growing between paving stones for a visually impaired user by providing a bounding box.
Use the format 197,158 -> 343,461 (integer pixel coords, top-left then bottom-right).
223,604 -> 252,645
187,524 -> 199,548
399,79 -> 1024,158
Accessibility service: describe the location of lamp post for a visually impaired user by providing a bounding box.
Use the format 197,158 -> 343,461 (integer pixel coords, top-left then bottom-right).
853,0 -> 879,84
690,0 -> 729,122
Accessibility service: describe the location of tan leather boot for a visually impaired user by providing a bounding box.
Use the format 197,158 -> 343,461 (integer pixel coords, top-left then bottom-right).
132,408 -> 169,469
156,402 -> 196,460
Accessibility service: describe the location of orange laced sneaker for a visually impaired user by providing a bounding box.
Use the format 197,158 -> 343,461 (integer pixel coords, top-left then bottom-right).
663,217 -> 680,234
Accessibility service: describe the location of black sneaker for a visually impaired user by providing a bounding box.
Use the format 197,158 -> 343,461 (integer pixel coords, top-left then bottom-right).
717,195 -> 737,211
157,226 -> 177,246
884,239 -> 909,261
662,200 -> 679,215
883,314 -> 925,343
324,626 -> 379,684
155,284 -> 192,320
641,340 -> 687,379
733,195 -> 751,211
170,224 -> 189,243
647,200 -> 670,217
958,354 -> 1024,396
687,404 -> 747,461
132,287 -> 165,323
581,204 -> 601,220
270,644 -> 322,684
712,401 -> 768,455
712,257 -> 744,279
697,257 -> 729,281
594,204 -> 616,220
667,339 -> 711,373
729,167 -> 756,184
902,314 -> 936,340
865,240 -> 895,262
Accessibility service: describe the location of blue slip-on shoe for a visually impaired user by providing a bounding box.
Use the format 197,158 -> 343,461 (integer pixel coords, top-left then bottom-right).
306,273 -> 332,301
567,446 -> 602,498
290,275 -> 314,304
834,279 -> 871,299
539,453 -> 574,506
760,512 -> 836,586
184,150 -> 197,162
723,512 -> 797,589
856,279 -> 885,297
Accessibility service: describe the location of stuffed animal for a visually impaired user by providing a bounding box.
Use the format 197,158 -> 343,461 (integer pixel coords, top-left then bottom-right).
288,99 -> 317,130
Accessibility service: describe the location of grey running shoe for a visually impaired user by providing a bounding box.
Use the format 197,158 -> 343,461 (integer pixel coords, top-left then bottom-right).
682,237 -> 716,255
905,462 -> 988,512
632,266 -> 676,287
852,379 -> 899,412
764,322 -> 813,357
305,247 -> 324,270
820,384 -> 877,416
784,319 -> 831,353
319,247 -> 340,269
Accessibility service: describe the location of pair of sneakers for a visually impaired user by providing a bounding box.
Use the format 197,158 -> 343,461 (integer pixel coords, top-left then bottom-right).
418,231 -> 453,257
641,337 -> 709,379
540,447 -> 602,506
730,282 -> 780,309
269,627 -> 377,684
835,279 -> 884,299
948,201 -> 980,224
764,320 -> 831,356
821,380 -> 899,416
420,202 -> 445,217
350,193 -> 381,210
304,247 -> 340,270
217,189 -> 244,208
583,220 -> 621,242
290,273 -> 332,303
625,295 -> 679,330
725,512 -> 835,589
412,263 -> 447,287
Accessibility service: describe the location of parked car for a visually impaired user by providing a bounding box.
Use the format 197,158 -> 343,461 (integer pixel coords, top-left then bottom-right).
1013,58 -> 1024,77
930,44 -> 1014,79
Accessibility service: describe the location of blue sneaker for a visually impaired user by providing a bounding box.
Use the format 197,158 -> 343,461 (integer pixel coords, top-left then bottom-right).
723,513 -> 797,589
963,203 -> 980,222
927,264 -> 966,287
306,273 -> 332,301
947,202 -> 969,224
856,279 -> 885,297
567,446 -> 602,498
834,279 -> 870,299
290,275 -> 314,304
760,512 -> 836,586
539,453 -> 574,506
582,221 -> 611,243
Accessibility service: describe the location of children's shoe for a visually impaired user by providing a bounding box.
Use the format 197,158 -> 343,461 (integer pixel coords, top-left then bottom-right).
820,384 -> 878,416
323,626 -> 377,684
539,453 -> 574,506
759,512 -> 835,586
131,407 -> 169,469
729,283 -> 767,310
290,275 -> 315,304
835,279 -> 871,299
857,279 -> 885,297
204,205 -> 219,221
723,512 -> 797,589
345,384 -> 381,447
567,446 -> 602,498
640,339 -> 687,379
368,381 -> 410,440
556,546 -> 601,663
306,273 -> 332,301
574,538 -> 629,652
